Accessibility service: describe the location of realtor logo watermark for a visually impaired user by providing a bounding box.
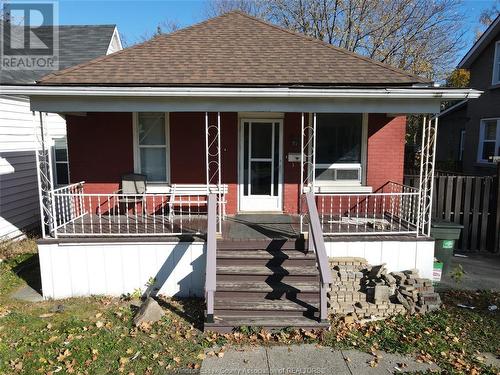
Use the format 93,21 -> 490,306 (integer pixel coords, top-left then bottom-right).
1,1 -> 59,70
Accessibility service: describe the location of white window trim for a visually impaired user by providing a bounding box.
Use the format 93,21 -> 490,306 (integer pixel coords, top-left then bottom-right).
313,113 -> 368,187
132,112 -> 171,185
493,41 -> 500,85
477,118 -> 500,164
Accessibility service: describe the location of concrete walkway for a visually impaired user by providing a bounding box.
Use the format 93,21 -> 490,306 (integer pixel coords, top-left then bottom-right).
201,344 -> 439,374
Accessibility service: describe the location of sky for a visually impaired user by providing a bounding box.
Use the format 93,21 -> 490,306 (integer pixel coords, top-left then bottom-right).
51,0 -> 499,60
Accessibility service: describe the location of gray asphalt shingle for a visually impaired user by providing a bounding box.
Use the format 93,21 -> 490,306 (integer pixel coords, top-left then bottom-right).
0,24 -> 116,84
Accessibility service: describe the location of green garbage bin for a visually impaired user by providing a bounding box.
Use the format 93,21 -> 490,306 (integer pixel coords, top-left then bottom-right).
430,221 -> 463,278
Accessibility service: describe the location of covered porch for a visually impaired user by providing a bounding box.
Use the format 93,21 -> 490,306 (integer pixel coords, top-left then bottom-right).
37,107 -> 430,241
2,83 -> 479,329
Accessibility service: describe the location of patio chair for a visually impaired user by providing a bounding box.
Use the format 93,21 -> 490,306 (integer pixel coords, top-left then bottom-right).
117,173 -> 147,215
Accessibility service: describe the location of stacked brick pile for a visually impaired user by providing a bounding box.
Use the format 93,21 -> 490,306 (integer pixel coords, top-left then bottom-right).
328,258 -> 441,320
329,257 -> 367,316
393,270 -> 441,314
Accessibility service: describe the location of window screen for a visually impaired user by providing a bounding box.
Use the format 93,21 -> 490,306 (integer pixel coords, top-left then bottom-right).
137,113 -> 168,182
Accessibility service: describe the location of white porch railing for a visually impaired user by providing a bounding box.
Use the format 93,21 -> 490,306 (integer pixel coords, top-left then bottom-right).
302,182 -> 420,236
48,182 -> 226,237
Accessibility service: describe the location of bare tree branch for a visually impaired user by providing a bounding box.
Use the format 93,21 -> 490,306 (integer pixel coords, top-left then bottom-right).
205,0 -> 466,80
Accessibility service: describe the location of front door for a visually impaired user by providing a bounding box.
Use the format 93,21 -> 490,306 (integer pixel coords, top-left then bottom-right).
239,119 -> 283,212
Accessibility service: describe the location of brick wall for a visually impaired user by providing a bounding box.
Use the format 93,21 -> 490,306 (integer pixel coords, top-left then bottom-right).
67,112 -> 134,194
283,113 -> 302,214
366,115 -> 406,191
66,112 -> 407,215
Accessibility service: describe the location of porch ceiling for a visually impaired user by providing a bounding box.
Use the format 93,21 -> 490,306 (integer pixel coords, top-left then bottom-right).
0,85 -> 482,114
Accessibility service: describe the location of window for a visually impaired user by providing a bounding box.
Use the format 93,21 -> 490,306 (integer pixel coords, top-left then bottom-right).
134,113 -> 169,182
493,41 -> 500,85
477,119 -> 500,163
314,113 -> 366,185
459,130 -> 465,161
53,138 -> 69,185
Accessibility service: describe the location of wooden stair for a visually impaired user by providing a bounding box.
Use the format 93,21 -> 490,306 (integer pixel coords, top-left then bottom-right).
204,239 -> 330,332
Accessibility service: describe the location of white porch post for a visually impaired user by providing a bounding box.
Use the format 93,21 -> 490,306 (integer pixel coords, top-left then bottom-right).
300,113 -> 317,232
300,113 -> 317,193
417,115 -> 438,236
204,112 -> 222,232
34,111 -> 56,238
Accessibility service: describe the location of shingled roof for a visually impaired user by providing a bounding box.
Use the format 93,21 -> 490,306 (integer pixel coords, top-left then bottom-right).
39,11 -> 428,86
1,24 -> 118,84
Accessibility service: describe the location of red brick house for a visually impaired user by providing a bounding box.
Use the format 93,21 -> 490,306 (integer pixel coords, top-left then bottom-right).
2,12 -> 480,330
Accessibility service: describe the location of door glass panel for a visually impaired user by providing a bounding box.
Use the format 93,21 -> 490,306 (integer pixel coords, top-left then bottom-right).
243,123 -> 249,195
250,161 -> 272,195
251,123 -> 272,158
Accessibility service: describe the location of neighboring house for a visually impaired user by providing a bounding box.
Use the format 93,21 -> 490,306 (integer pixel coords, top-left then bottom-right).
0,25 -> 122,240
1,12 -> 480,330
437,15 -> 500,175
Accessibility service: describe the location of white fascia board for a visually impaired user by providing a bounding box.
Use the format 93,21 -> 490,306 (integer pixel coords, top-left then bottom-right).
0,85 -> 483,100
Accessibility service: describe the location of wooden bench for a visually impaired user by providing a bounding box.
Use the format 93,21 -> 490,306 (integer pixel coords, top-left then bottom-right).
169,184 -> 228,219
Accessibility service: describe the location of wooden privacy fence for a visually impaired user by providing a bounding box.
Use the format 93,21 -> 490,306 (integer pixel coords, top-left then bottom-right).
404,174 -> 498,252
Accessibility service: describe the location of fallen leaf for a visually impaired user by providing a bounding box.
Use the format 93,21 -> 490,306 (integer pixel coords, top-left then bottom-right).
95,321 -> 104,328
39,313 -> 54,318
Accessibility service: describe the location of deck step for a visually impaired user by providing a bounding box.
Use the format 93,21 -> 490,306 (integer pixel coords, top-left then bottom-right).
205,316 -> 329,333
216,265 -> 318,276
205,239 -> 322,332
217,257 -> 316,267
214,299 -> 318,312
217,249 -> 314,259
216,280 -> 319,293
217,239 -> 306,251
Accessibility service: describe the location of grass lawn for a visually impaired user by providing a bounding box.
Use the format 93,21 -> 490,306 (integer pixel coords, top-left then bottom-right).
0,239 -> 499,374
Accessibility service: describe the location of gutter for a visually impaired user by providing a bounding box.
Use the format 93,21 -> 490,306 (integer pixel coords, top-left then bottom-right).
0,85 -> 483,100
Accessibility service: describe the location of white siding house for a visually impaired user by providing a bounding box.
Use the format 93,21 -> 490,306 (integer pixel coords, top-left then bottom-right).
0,25 -> 122,240
0,96 -> 67,239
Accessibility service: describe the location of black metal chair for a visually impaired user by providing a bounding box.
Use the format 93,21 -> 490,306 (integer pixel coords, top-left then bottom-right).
117,173 -> 147,215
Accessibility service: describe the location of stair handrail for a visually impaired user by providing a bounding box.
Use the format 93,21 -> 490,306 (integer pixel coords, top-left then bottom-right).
304,192 -> 333,323
205,193 -> 217,323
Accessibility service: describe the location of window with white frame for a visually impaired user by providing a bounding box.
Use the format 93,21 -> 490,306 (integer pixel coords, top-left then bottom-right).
477,119 -> 500,163
314,113 -> 365,185
134,112 -> 169,182
53,138 -> 69,185
493,41 -> 500,85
